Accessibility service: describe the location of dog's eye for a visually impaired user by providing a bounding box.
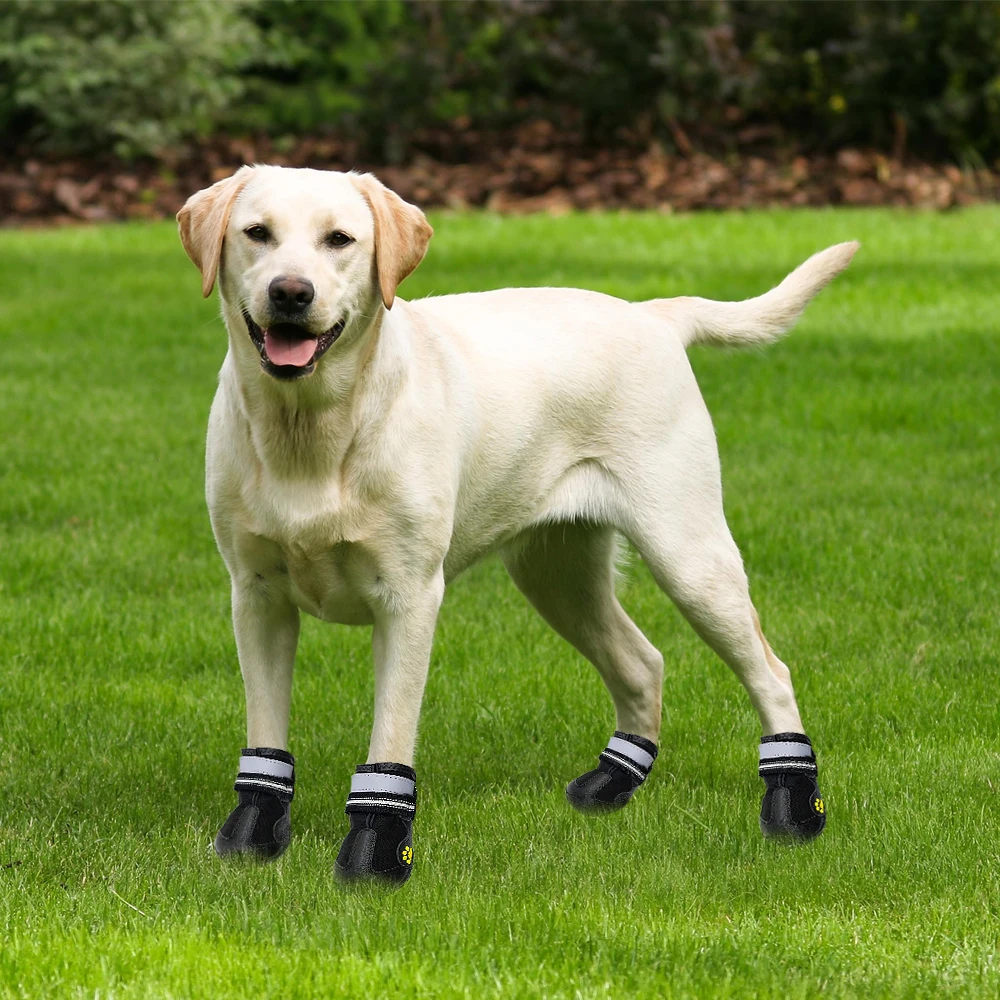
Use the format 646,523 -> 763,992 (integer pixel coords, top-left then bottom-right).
244,225 -> 270,243
327,231 -> 354,248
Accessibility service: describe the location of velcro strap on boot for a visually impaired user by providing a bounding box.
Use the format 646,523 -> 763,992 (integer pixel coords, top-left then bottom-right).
758,733 -> 817,777
599,732 -> 657,783
345,763 -> 417,816
234,747 -> 295,799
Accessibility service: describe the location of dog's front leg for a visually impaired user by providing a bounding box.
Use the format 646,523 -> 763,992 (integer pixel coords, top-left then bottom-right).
215,578 -> 300,860
335,569 -> 444,885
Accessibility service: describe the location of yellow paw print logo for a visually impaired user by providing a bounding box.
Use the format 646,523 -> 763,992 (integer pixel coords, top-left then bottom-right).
401,845 -> 413,865
813,797 -> 825,815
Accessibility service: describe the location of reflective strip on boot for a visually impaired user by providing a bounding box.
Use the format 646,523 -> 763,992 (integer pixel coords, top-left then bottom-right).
234,747 -> 295,799
758,734 -> 817,776
599,732 -> 657,783
345,765 -> 416,816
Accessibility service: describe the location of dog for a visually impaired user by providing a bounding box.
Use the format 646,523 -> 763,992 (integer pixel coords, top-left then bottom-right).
178,165 -> 856,883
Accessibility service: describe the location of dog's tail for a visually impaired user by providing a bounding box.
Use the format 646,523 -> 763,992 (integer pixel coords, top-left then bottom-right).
639,241 -> 858,349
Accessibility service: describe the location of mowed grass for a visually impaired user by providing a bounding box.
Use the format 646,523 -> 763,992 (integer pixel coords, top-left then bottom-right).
0,207 -> 998,999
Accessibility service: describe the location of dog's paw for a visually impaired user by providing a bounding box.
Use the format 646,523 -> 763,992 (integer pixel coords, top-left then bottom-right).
334,812 -> 414,886
334,762 -> 417,886
759,772 -> 826,841
214,791 -> 292,860
566,732 -> 658,814
757,733 -> 825,841
566,766 -> 639,813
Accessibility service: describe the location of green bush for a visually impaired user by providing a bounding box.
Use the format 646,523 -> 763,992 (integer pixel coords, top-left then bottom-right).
0,0 -> 257,158
1,0 -> 999,163
729,0 -> 1000,164
237,0 -> 533,162
236,0 -> 731,161
238,0 -> 1000,163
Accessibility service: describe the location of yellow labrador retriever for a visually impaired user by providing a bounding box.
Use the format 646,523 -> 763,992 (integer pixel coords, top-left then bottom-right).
178,165 -> 856,883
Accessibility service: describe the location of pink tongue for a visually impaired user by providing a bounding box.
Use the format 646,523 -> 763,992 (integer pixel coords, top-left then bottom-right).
264,330 -> 316,367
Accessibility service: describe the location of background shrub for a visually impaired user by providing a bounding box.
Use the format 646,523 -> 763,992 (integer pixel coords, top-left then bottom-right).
1,0 -> 999,163
237,0 -> 1000,164
0,0 -> 256,158
729,0 -> 1000,165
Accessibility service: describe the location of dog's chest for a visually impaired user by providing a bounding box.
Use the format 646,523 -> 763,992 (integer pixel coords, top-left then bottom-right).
241,483 -> 380,625
283,539 -> 374,625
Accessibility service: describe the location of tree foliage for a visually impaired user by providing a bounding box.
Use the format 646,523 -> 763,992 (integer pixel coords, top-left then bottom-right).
0,0 -> 256,158
1,0 -> 999,162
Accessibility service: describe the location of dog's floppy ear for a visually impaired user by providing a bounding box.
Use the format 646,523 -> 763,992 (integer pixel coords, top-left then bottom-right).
177,166 -> 254,298
352,173 -> 433,309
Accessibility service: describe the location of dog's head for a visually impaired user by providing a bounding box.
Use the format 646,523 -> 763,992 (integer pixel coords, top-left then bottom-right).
178,166 -> 432,381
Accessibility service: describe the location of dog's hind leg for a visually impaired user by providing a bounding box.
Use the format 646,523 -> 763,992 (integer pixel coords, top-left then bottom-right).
501,522 -> 664,812
619,411 -> 826,839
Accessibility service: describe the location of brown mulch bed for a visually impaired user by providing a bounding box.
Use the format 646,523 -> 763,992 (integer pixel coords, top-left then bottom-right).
2,123 -> 998,226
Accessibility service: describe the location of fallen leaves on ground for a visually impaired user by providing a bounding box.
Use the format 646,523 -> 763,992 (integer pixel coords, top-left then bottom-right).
2,126 -> 997,226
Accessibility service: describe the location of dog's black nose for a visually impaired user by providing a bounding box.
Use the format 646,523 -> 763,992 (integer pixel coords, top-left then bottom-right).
268,276 -> 315,314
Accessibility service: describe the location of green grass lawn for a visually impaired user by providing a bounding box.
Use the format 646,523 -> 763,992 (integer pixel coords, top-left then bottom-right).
0,207 -> 998,998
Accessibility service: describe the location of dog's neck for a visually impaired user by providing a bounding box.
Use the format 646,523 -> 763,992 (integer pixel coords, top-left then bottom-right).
219,302 -> 411,481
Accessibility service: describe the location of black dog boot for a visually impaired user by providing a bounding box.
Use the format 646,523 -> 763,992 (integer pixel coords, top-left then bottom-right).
566,732 -> 658,813
758,733 -> 826,840
215,747 -> 294,860
334,763 -> 416,885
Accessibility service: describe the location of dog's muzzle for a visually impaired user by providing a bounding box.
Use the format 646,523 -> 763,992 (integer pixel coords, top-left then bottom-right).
243,311 -> 346,380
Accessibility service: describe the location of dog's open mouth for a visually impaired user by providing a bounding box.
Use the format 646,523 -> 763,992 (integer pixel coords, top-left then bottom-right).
243,312 -> 346,380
